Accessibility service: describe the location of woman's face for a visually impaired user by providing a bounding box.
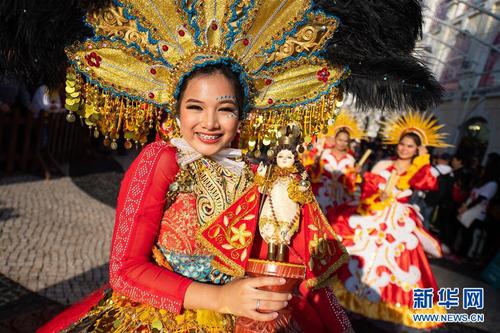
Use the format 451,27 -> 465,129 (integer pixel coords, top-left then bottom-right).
333,131 -> 350,151
396,136 -> 418,160
451,157 -> 462,169
178,73 -> 239,156
276,149 -> 295,169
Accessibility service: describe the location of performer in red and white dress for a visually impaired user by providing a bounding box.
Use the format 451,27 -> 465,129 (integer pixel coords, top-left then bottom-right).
329,112 -> 449,329
311,112 -> 365,213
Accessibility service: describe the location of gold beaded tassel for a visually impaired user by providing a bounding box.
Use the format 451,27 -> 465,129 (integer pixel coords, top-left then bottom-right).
65,68 -> 84,123
240,89 -> 344,157
65,69 -> 162,150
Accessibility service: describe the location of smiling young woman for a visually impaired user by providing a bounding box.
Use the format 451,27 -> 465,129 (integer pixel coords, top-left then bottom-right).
177,65 -> 242,157
38,63 -> 354,333
327,113 -> 449,330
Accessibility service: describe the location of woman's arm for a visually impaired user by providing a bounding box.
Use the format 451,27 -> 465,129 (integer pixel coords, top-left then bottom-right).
109,141 -> 193,314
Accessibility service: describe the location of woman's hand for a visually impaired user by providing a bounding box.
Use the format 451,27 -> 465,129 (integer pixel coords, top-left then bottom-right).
379,191 -> 389,202
216,277 -> 291,321
418,145 -> 428,156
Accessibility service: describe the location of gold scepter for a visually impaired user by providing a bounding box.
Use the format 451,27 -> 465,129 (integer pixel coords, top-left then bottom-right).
385,169 -> 399,195
257,164 -> 276,260
356,149 -> 372,168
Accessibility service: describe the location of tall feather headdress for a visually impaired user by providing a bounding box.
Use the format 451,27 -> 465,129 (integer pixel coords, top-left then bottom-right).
0,0 -> 444,150
62,0 -> 350,149
383,111 -> 450,148
325,111 -> 365,141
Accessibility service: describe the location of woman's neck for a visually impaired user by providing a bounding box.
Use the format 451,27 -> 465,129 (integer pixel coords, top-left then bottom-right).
331,147 -> 347,157
393,158 -> 412,174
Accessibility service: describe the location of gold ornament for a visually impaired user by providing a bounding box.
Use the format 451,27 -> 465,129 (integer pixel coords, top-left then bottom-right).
64,0 -> 350,149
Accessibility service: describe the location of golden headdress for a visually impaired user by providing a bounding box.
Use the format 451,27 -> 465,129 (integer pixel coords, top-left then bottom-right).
64,0 -> 350,150
324,111 -> 365,141
383,111 -> 450,148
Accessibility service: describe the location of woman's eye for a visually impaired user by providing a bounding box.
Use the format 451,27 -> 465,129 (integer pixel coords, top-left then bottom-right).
186,105 -> 203,110
219,108 -> 238,119
219,108 -> 237,114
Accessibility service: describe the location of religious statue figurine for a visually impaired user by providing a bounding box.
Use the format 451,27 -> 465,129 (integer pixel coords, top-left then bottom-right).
232,125 -> 315,332
255,141 -> 314,262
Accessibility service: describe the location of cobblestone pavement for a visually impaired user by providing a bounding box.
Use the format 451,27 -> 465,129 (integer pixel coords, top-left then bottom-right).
0,172 -> 499,333
0,174 -> 117,331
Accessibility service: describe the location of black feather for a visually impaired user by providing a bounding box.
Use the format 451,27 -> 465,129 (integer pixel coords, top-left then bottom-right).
0,1 -> 110,87
346,56 -> 443,111
314,0 -> 442,111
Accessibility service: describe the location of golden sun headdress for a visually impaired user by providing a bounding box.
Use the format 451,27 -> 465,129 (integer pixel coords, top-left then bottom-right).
64,0 -> 350,150
383,111 -> 450,148
324,111 -> 365,141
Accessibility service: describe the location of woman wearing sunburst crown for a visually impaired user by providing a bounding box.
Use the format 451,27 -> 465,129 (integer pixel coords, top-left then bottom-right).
310,112 -> 366,213
328,112 -> 450,330
1,0 -> 445,332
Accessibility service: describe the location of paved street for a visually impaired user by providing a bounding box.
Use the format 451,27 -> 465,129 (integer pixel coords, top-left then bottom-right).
0,168 -> 499,333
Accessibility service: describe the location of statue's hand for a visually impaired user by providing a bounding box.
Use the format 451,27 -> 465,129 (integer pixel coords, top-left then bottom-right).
298,179 -> 310,192
298,185 -> 308,192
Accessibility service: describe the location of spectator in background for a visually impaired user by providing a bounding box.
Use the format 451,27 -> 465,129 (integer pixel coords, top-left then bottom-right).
32,84 -> 63,118
0,71 -> 34,114
424,153 -> 455,250
449,155 -> 472,254
32,84 -> 64,151
458,153 -> 500,260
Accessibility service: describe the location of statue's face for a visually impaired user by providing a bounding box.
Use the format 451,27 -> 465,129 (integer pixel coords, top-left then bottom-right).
276,149 -> 295,168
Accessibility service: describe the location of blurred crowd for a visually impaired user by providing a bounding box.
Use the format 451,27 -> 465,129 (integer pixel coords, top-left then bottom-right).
0,72 -> 64,117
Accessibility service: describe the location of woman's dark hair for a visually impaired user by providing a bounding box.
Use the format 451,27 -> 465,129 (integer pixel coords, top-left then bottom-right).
175,64 -> 245,118
335,128 -> 351,139
399,132 -> 422,147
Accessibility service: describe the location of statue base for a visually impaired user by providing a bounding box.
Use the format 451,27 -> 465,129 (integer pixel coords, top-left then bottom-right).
234,259 -> 306,333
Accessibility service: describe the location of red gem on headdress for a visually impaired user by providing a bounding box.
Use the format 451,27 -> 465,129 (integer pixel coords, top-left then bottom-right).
265,79 -> 272,85
148,92 -> 155,99
85,52 -> 102,67
243,38 -> 249,46
178,30 -> 185,37
211,23 -> 218,30
162,45 -> 169,51
150,68 -> 157,75
268,98 -> 273,105
316,67 -> 330,83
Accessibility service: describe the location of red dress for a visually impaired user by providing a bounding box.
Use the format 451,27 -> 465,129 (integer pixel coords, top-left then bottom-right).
311,149 -> 357,213
38,140 -> 352,333
328,155 -> 446,329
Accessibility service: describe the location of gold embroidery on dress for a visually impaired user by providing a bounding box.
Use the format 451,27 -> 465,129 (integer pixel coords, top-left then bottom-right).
186,159 -> 253,226
161,156 -> 253,256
